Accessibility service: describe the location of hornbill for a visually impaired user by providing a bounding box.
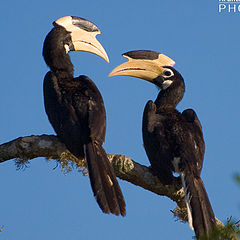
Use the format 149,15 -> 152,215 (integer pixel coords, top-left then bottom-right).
109,50 -> 215,237
42,16 -> 126,216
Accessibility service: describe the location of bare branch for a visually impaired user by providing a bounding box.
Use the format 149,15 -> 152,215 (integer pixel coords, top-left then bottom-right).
0,135 -> 184,196
0,135 -> 66,162
0,134 -> 228,235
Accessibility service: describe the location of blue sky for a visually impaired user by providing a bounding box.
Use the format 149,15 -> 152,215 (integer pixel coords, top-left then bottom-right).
0,1 -> 239,239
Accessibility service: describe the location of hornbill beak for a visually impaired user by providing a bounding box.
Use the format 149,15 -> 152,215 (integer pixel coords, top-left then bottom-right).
109,50 -> 175,81
54,16 -> 109,63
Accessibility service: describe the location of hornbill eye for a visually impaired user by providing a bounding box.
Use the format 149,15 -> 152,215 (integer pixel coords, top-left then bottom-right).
162,69 -> 174,78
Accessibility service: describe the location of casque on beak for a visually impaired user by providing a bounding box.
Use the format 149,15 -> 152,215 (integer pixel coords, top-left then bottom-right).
109,50 -> 175,82
54,16 -> 109,63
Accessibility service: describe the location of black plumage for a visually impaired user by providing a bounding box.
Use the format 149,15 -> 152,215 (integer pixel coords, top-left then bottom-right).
43,16 -> 126,216
142,68 -> 215,238
110,50 -> 216,237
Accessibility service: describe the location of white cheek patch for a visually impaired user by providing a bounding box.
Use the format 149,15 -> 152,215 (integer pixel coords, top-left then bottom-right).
162,80 -> 173,89
64,44 -> 70,53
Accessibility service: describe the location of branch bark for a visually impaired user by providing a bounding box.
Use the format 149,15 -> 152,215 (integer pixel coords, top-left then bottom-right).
0,134 -> 229,236
0,134 -> 185,210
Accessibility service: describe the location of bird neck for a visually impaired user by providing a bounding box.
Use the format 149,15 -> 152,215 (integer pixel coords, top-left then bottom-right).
43,28 -> 74,81
154,79 -> 185,110
46,50 -> 74,81
53,68 -> 74,81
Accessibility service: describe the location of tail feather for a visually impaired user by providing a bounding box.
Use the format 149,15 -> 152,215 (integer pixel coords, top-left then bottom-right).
84,142 -> 126,216
181,171 -> 216,239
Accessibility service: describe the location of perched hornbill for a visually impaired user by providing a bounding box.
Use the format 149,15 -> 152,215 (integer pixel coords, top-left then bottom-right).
109,50 -> 215,237
42,16 -> 126,216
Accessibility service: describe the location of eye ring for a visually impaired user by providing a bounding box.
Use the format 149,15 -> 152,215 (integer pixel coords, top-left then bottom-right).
162,69 -> 174,78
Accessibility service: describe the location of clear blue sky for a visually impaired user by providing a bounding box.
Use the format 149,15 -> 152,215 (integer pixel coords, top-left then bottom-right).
0,1 -> 239,239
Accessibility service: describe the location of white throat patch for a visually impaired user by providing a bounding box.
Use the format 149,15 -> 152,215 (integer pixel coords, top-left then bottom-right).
162,80 -> 173,90
64,44 -> 70,53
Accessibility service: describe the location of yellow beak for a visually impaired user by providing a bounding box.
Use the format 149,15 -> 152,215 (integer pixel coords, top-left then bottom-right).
54,16 -> 109,63
109,51 -> 175,81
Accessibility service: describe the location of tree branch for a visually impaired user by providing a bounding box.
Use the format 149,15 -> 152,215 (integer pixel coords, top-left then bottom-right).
0,134 -> 230,237
0,134 -> 186,210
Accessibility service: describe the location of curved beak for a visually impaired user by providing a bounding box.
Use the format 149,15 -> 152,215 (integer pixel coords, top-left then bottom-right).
54,16 -> 109,63
109,50 -> 175,81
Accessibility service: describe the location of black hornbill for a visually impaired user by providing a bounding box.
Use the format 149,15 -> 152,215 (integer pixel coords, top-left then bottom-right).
42,16 -> 126,216
109,50 -> 216,237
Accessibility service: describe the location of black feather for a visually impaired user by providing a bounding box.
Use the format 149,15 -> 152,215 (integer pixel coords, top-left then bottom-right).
140,65 -> 216,238
43,21 -> 126,216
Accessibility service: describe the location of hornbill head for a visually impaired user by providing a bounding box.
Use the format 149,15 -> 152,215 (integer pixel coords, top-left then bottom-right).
43,16 -> 109,70
109,50 -> 182,90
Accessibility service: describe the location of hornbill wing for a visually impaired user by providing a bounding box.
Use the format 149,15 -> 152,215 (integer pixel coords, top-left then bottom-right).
43,72 -> 86,157
44,73 -> 100,155
142,100 -> 174,184
72,75 -> 106,144
71,75 -> 126,216
44,73 -> 125,216
182,108 -> 205,174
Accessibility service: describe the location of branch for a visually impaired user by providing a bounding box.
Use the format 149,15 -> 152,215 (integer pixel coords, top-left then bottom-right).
0,134 -> 230,236
0,135 -> 185,208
